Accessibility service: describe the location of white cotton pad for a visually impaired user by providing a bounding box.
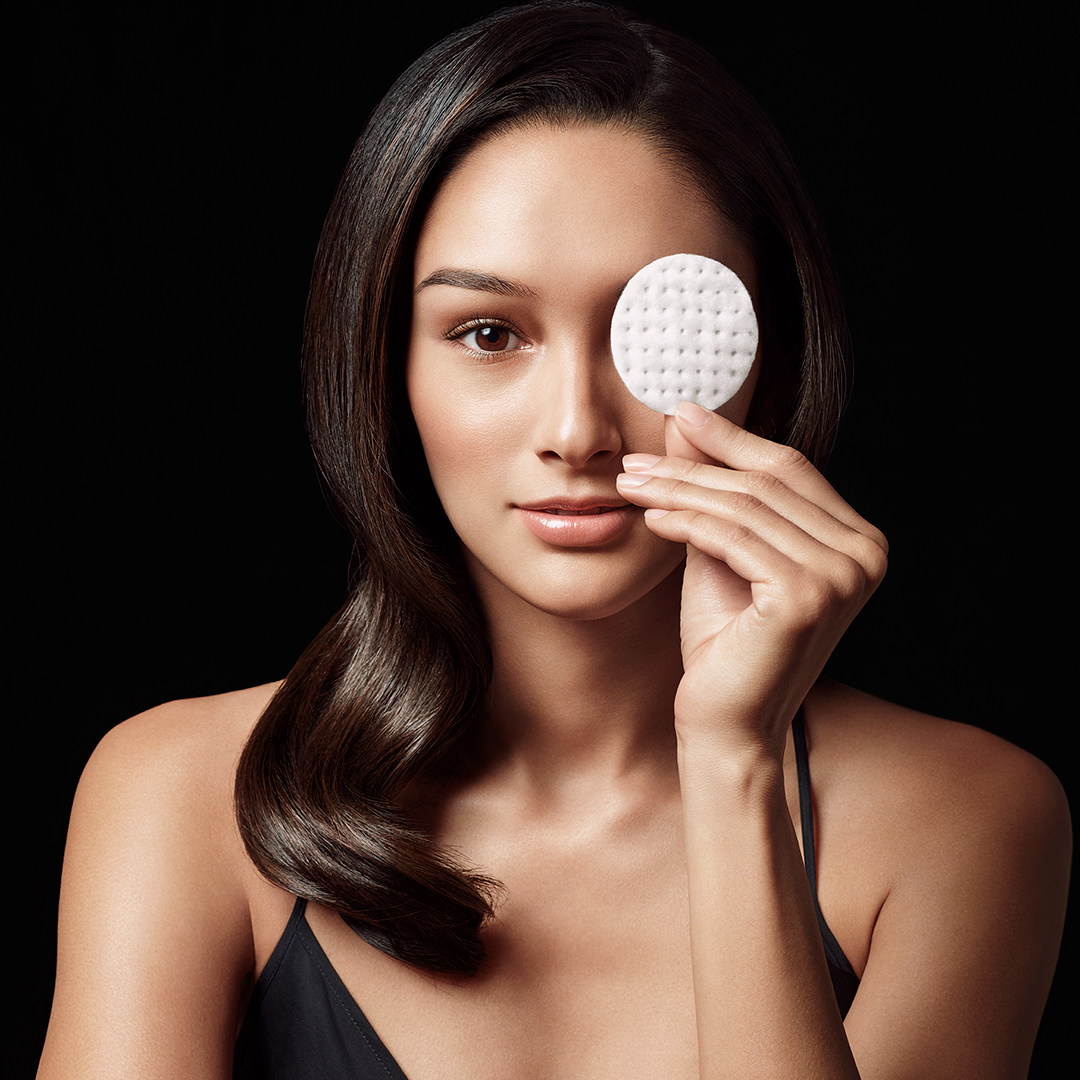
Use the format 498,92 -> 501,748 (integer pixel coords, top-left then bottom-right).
610,253 -> 758,415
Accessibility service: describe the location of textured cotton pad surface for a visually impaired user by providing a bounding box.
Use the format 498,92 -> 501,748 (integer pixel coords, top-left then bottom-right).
611,253 -> 758,415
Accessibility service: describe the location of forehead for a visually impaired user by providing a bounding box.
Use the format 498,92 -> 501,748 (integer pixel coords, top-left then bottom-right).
414,123 -> 755,296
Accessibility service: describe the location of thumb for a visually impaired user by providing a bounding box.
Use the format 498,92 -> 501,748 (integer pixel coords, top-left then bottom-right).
664,408 -> 716,466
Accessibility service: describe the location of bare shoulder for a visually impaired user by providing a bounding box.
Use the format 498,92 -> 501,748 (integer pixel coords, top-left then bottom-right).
70,682 -> 281,876
92,681 -> 280,770
805,678 -> 1070,841
804,679 -> 1071,1077
39,683 -> 281,1079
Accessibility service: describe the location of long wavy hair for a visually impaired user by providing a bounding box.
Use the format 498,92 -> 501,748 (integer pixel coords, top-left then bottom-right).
235,0 -> 851,976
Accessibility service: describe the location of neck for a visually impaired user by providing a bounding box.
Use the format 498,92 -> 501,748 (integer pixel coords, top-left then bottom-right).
474,565 -> 686,793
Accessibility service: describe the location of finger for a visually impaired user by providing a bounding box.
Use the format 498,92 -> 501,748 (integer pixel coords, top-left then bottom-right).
618,467 -> 829,560
617,457 -> 885,577
664,411 -> 715,466
671,401 -> 887,554
641,507 -> 879,628
618,468 -> 885,593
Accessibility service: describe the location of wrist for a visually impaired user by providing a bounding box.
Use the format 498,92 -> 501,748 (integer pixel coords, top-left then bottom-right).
674,705 -> 788,766
675,727 -> 787,808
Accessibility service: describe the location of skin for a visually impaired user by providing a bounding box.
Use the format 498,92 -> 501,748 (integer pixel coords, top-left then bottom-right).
39,124 -> 1070,1080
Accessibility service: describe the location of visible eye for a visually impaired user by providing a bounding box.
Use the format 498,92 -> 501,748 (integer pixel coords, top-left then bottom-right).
451,320 -> 524,355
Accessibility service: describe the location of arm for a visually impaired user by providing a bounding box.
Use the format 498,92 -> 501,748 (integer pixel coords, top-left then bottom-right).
678,688 -> 1070,1080
616,402 -> 1070,1078
677,729 -> 858,1077
38,698 -> 256,1080
838,690 -> 1071,1079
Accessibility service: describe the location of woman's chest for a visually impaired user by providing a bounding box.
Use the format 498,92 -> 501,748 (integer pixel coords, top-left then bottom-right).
301,840 -> 701,1080
242,739 -> 885,1078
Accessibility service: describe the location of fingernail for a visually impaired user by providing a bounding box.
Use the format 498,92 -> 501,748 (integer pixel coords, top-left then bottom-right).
616,472 -> 651,488
644,508 -> 669,519
622,453 -> 661,472
676,400 -> 711,426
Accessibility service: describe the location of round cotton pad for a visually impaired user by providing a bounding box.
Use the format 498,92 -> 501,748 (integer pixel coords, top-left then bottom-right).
610,253 -> 758,415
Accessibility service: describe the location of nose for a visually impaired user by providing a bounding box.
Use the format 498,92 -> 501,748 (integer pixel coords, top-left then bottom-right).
531,337 -> 625,469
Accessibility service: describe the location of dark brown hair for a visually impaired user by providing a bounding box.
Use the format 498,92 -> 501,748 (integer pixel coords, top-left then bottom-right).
235,0 -> 851,976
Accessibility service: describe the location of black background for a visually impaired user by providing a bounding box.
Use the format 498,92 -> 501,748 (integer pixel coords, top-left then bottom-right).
18,2 -> 1072,1074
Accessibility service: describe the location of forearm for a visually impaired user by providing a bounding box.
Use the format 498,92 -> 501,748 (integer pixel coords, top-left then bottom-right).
678,733 -> 860,1080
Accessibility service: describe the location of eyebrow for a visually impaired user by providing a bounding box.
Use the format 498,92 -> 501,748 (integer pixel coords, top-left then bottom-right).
413,267 -> 539,298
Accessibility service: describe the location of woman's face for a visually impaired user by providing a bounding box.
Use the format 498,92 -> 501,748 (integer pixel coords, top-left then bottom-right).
407,123 -> 759,621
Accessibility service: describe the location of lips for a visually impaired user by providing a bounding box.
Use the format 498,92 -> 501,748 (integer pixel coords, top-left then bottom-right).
516,498 -> 633,545
525,505 -> 624,515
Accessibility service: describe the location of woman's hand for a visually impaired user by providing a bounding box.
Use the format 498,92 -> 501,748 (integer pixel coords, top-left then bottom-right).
616,400 -> 888,753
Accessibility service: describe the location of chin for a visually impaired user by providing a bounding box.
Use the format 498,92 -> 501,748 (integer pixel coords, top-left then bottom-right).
468,548 -> 686,625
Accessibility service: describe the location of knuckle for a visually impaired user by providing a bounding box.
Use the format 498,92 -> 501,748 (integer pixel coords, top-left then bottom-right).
682,460 -> 713,485
791,556 -> 866,625
869,526 -> 890,559
763,442 -> 811,476
866,543 -> 889,586
834,555 -> 867,599
705,514 -> 755,547
796,570 -> 836,620
722,488 -> 762,517
744,468 -> 784,501
852,532 -> 889,586
669,475 -> 701,502
828,547 -> 887,606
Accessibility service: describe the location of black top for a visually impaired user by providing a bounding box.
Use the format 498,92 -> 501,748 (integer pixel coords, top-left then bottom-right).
234,709 -> 859,1078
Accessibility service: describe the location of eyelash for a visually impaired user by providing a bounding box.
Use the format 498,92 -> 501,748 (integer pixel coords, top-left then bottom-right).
445,317 -> 527,358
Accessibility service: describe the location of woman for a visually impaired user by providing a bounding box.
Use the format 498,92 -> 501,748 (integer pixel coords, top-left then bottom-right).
38,3 -> 1070,1077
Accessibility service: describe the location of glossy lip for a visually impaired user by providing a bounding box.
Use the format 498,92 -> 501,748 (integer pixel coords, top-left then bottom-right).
515,497 -> 634,547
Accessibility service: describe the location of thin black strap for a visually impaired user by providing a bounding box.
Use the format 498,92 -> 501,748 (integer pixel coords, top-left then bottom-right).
792,710 -> 821,899
792,708 -> 860,1014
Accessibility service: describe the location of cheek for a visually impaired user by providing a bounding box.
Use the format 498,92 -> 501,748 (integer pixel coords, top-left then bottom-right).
406,363 -> 515,507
